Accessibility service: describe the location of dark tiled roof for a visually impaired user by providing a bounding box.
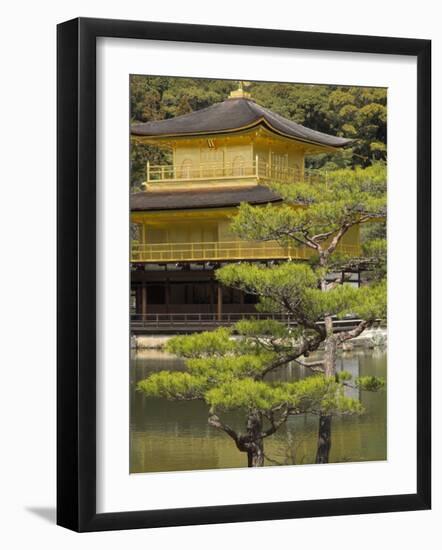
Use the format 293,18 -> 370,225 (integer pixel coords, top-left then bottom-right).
131,185 -> 282,212
131,98 -> 352,148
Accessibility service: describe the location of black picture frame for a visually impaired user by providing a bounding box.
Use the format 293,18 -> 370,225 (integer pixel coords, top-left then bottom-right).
57,17 -> 431,532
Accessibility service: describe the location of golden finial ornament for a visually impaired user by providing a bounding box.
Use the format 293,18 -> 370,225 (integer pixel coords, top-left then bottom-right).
228,80 -> 252,99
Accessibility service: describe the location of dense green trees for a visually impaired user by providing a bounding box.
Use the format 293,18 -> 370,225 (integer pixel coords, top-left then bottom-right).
130,76 -> 387,188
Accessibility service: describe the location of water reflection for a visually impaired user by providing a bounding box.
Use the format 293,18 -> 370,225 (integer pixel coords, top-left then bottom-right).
130,349 -> 386,473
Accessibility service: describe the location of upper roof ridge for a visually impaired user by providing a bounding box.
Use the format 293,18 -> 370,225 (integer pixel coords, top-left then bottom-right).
131,94 -> 353,148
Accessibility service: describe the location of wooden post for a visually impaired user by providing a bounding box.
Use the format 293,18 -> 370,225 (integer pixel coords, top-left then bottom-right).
217,284 -> 223,322
136,286 -> 142,315
141,285 -> 147,318
146,161 -> 150,182
165,280 -> 171,315
209,282 -> 214,313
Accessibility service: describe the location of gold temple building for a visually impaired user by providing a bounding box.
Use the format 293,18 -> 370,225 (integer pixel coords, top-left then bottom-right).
130,86 -> 357,330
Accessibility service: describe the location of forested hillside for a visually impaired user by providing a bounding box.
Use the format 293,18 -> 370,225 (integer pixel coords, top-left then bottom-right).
130,76 -> 386,188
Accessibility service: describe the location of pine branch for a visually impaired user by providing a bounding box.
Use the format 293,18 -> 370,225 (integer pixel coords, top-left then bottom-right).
261,407 -> 291,438
325,223 -> 351,256
260,332 -> 323,378
293,358 -> 325,372
208,411 -> 239,444
338,319 -> 372,342
311,229 -> 336,242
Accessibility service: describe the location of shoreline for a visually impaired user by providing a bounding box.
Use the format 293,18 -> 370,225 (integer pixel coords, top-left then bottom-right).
131,327 -> 387,351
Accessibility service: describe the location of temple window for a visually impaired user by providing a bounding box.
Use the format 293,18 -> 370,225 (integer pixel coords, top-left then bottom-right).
180,158 -> 193,178
232,155 -> 246,176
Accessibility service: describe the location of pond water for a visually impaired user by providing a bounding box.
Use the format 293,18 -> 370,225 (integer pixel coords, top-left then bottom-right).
130,348 -> 386,473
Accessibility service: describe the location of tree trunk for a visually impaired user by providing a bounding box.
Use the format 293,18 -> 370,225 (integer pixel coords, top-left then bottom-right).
245,411 -> 265,467
247,442 -> 265,467
316,414 -> 332,463
323,316 -> 337,377
316,314 -> 336,464
208,410 -> 267,467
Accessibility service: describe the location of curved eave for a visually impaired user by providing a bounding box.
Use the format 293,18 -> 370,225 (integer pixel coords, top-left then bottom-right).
131,203 -> 282,215
131,197 -> 283,213
130,185 -> 284,213
131,119 -> 353,150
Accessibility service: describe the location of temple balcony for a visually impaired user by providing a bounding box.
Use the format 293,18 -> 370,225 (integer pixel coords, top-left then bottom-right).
140,157 -> 328,189
130,240 -> 359,263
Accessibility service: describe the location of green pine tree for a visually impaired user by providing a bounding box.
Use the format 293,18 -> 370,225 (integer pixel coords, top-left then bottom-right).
138,321 -> 383,467
216,163 -> 387,462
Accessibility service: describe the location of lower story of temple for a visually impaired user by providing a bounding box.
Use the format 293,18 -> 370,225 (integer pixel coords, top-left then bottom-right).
131,265 -> 258,318
131,262 -> 362,321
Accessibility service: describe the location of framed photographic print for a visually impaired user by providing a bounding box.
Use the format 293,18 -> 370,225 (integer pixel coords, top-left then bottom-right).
57,17 -> 431,532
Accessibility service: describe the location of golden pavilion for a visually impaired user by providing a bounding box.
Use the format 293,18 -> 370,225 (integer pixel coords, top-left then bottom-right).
130,85 -> 356,330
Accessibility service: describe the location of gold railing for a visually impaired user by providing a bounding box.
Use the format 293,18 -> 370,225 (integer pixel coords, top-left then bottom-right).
131,240 -> 359,263
144,158 -> 327,186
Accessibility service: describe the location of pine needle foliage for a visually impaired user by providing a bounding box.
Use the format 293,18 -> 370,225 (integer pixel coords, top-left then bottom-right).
137,321 -> 379,466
